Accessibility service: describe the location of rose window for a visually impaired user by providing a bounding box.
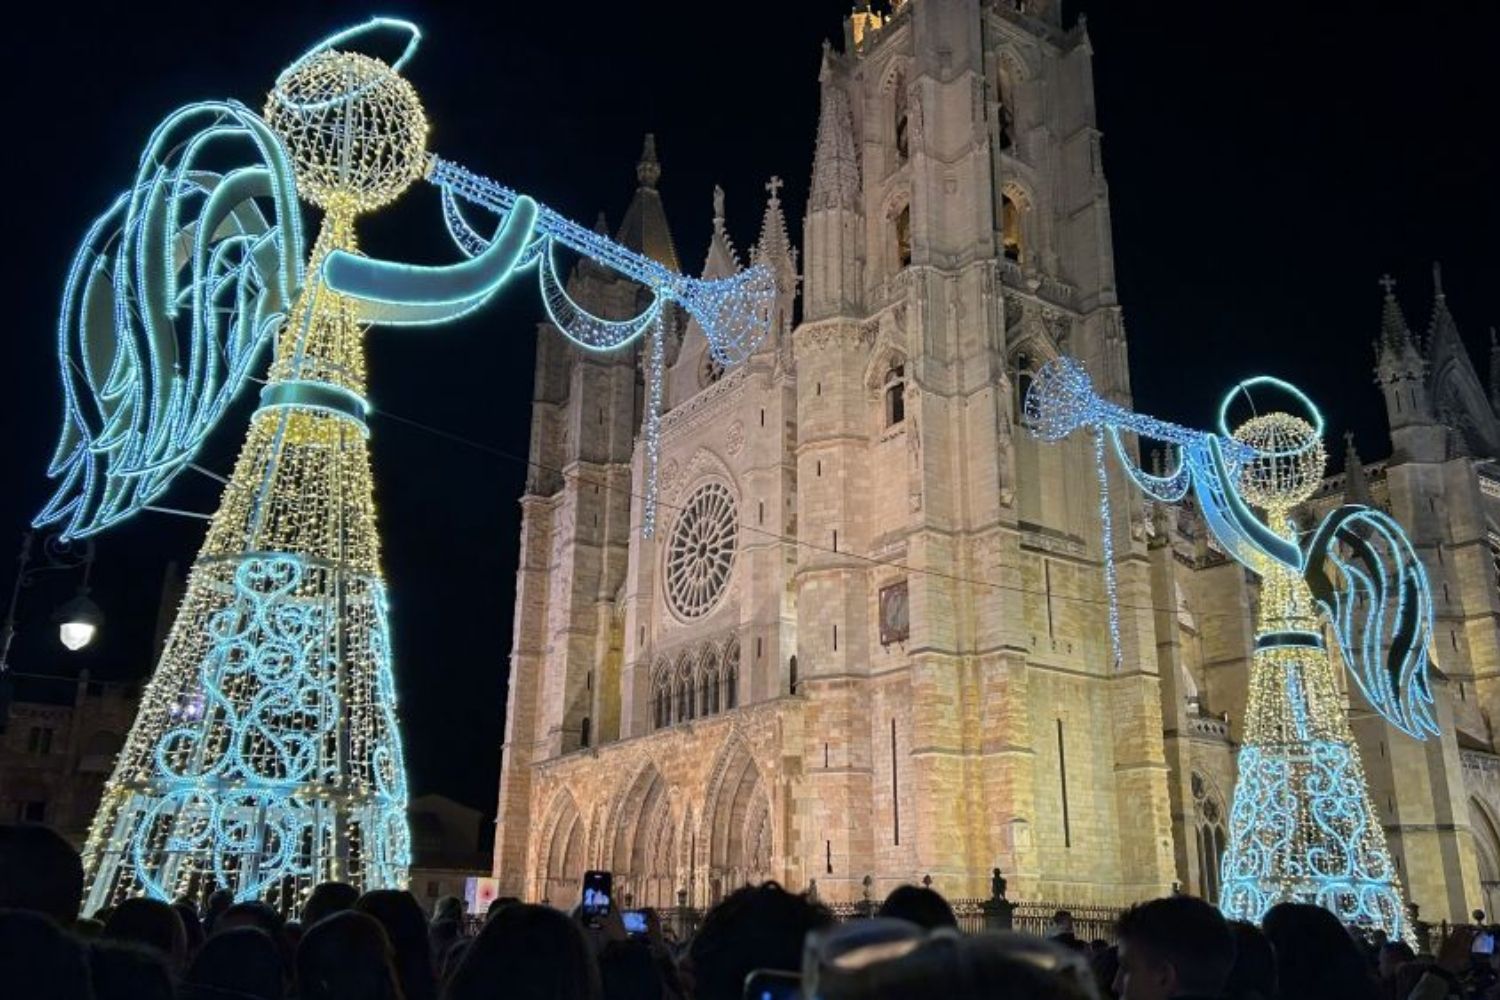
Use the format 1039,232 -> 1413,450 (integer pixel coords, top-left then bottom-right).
666,483 -> 738,619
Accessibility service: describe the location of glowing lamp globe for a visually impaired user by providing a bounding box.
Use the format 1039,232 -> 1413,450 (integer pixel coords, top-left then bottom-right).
54,592 -> 103,651
1233,412 -> 1326,511
264,49 -> 429,214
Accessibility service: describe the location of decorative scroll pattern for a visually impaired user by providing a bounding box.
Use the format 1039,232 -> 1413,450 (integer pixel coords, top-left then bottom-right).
1220,742 -> 1404,932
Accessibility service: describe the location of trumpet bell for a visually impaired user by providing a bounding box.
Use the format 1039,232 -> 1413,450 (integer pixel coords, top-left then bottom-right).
1023,356 -> 1097,441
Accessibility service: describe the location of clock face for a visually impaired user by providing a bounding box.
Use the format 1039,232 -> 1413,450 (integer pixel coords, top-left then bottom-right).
879,580 -> 910,645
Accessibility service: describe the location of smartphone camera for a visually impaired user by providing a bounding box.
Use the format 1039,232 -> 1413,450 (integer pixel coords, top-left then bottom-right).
622,909 -> 648,936
581,870 -> 613,926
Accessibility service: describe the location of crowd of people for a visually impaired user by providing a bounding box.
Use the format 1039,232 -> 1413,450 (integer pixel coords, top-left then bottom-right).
4,822 -> 1498,1000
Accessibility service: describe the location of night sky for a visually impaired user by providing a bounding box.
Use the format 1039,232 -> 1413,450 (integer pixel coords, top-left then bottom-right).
1,2 -> 1494,815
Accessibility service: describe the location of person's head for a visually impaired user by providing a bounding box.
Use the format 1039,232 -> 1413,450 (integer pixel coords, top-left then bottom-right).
184,926 -> 284,1000
1054,910 -> 1076,935
808,922 -> 1099,1000
358,889 -> 437,1000
90,937 -> 174,1000
486,895 -> 521,922
689,882 -> 833,1000
1262,902 -> 1378,1000
0,908 -> 93,1000
302,881 -> 359,929
432,895 -> 464,923
878,885 -> 958,930
173,899 -> 205,955
447,902 -> 601,1000
0,824 -> 84,925
599,939 -> 666,1000
1113,896 -> 1234,1000
1377,940 -> 1415,980
103,897 -> 188,970
296,909 -> 403,1000
1225,921 -> 1276,1000
1474,910 -> 1486,924
217,900 -> 284,938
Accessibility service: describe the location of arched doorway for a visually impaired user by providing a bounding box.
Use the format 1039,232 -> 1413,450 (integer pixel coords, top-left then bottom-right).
536,790 -> 586,905
703,738 -> 774,903
609,763 -> 678,908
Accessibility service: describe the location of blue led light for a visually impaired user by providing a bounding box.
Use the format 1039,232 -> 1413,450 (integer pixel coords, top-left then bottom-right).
35,101 -> 305,541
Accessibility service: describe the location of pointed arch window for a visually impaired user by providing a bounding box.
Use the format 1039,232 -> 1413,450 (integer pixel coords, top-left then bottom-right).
580,716 -> 591,749
1001,194 -> 1023,262
724,642 -> 740,710
654,669 -> 672,730
893,73 -> 910,163
1490,532 -> 1500,592
884,361 -> 907,427
1191,771 -> 1227,903
1012,348 -> 1036,420
700,645 -> 721,717
895,204 -> 912,271
995,61 -> 1016,152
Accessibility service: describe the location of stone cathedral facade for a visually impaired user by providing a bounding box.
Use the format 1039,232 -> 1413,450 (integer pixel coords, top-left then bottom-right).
494,0 -> 1499,919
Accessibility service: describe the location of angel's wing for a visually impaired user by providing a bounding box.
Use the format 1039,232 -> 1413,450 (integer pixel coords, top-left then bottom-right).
35,101 -> 304,539
1304,504 -> 1440,740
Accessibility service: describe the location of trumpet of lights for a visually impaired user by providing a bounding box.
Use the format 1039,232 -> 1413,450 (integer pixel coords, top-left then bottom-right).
1026,356 -> 1439,938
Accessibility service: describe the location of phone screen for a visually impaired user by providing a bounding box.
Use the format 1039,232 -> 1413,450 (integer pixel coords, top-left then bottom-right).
581,870 -> 613,921
622,909 -> 647,935
743,969 -> 801,1000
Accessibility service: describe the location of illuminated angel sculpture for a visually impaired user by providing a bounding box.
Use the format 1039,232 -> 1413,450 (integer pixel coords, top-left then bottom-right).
1026,357 -> 1438,939
37,19 -> 772,912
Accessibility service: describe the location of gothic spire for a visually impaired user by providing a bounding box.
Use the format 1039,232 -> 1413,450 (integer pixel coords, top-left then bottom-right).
616,133 -> 680,272
1375,274 -> 1422,380
1425,261 -> 1463,362
701,184 -> 740,280
809,53 -> 860,213
751,175 -> 797,289
1343,432 -> 1372,506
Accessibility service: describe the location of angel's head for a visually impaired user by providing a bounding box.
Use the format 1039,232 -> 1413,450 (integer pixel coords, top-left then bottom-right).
265,45 -> 428,215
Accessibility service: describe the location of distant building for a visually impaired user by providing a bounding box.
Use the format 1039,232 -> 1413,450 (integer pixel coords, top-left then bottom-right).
0,671 -> 139,845
408,793 -> 491,914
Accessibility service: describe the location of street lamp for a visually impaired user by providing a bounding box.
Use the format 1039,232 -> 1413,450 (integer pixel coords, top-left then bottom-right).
0,530 -> 101,673
55,591 -> 104,651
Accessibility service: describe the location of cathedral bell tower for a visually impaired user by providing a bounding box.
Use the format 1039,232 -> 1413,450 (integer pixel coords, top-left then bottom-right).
791,0 -> 1175,903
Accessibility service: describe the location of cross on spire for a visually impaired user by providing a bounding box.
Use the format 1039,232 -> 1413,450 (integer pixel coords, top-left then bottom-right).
765,175 -> 784,201
1379,273 -> 1397,296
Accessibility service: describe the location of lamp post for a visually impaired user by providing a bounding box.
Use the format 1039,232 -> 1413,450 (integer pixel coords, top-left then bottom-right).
0,530 -> 102,674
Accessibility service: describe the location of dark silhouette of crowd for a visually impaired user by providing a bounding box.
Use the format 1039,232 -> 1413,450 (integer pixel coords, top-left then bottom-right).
4,822 -> 1498,1000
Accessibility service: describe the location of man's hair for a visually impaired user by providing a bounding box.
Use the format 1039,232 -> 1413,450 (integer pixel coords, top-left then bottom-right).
690,882 -> 834,1000
878,885 -> 958,930
1116,896 -> 1236,996
0,824 -> 84,924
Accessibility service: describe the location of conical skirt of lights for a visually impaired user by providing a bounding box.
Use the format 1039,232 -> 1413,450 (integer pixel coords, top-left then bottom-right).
1218,560 -> 1410,940
79,217 -> 411,914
